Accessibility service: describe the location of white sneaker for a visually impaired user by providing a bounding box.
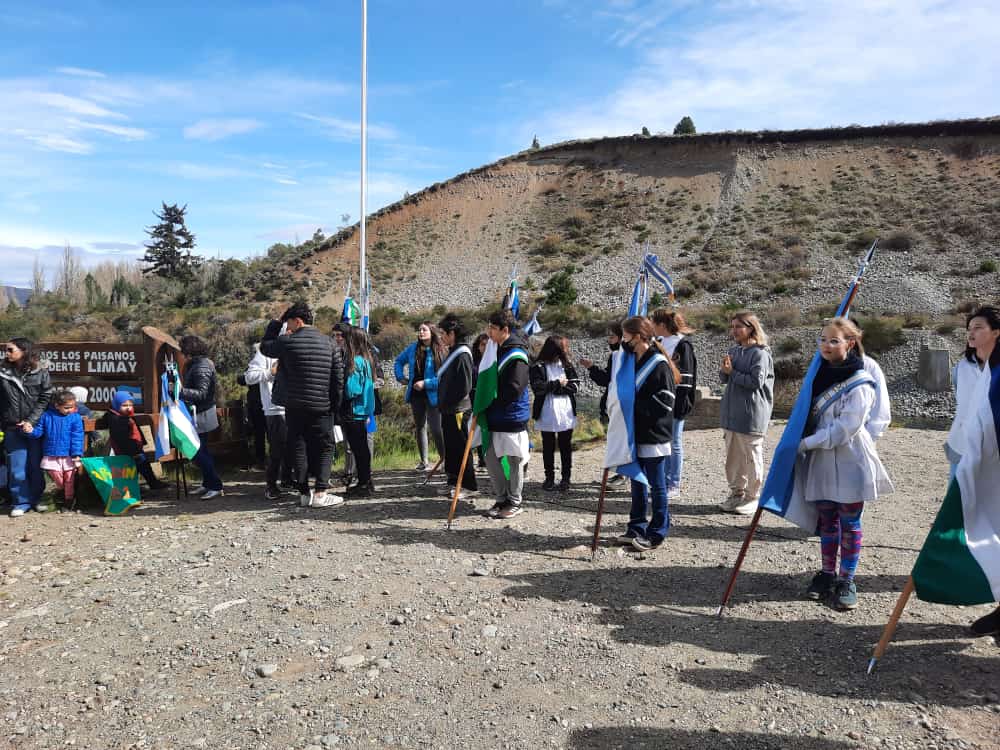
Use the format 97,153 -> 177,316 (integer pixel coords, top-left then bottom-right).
667,487 -> 680,500
9,508 -> 27,518
300,491 -> 313,507
719,494 -> 744,512
189,485 -> 209,497
732,499 -> 758,516
34,503 -> 52,513
310,492 -> 344,508
201,489 -> 224,501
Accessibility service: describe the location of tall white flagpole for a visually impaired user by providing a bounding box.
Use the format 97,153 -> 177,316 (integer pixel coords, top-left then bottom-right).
359,0 -> 368,312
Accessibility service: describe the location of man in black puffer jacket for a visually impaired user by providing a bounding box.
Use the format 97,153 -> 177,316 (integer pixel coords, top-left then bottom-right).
261,302 -> 345,508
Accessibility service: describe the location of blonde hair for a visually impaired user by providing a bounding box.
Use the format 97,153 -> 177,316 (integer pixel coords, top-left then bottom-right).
731,311 -> 768,347
650,308 -> 694,335
822,317 -> 865,356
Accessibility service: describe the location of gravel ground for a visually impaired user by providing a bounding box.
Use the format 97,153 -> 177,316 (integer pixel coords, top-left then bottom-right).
1,425 -> 998,750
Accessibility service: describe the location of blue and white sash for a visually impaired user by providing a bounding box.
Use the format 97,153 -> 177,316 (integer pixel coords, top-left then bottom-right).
808,370 -> 875,429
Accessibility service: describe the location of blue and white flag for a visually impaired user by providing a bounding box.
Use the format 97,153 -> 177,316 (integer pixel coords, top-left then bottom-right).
643,253 -> 674,298
523,306 -> 543,336
502,279 -> 520,320
759,242 -> 877,530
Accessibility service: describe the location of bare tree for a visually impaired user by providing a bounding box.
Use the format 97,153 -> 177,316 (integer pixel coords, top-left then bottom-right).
55,243 -> 84,302
0,286 -> 9,311
31,256 -> 46,299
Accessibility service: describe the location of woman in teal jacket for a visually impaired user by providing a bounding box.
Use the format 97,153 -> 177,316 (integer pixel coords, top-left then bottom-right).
393,322 -> 445,470
344,327 -> 376,497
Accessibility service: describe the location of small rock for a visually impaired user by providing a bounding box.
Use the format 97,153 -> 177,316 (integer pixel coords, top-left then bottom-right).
52,579 -> 71,588
390,615 -> 406,626
481,625 -> 498,638
335,654 -> 366,671
255,664 -> 278,678
320,734 -> 340,747
95,673 -> 113,687
471,568 -> 489,577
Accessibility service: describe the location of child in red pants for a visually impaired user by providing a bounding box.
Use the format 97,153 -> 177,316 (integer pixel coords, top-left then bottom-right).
30,390 -> 85,510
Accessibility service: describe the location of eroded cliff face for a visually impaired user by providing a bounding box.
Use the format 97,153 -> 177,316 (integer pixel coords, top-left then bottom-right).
294,122 -> 1000,316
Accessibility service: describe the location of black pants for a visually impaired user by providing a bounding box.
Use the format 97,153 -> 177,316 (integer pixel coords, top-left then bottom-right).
541,430 -> 573,481
441,410 -> 478,491
343,420 -> 371,485
248,404 -> 267,464
265,415 -> 292,488
285,409 -> 335,493
135,454 -> 161,488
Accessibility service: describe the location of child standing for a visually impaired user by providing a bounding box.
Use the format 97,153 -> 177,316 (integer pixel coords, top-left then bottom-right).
97,392 -> 170,491
797,317 -> 894,611
30,390 -> 85,510
529,335 -> 579,491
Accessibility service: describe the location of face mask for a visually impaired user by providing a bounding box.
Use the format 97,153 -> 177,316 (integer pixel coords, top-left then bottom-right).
609,341 -> 620,351
621,340 -> 636,354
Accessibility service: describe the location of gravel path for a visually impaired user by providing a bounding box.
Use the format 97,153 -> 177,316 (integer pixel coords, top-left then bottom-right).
1,426 -> 997,750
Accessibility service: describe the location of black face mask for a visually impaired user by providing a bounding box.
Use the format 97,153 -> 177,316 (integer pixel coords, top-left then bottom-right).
621,340 -> 636,355
609,341 -> 620,352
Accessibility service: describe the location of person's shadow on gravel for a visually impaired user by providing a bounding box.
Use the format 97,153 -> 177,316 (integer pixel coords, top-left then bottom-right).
568,726 -> 855,750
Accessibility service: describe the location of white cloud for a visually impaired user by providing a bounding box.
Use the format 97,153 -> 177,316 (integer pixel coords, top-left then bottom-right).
22,133 -> 93,155
55,67 -> 107,79
33,92 -> 123,119
529,0 -> 1000,140
183,118 -> 262,141
71,120 -> 149,140
296,113 -> 397,141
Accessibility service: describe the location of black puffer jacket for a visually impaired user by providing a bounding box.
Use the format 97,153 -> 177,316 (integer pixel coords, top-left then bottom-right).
671,338 -> 697,420
179,356 -> 218,413
634,348 -> 676,445
0,362 -> 54,429
260,320 -> 344,415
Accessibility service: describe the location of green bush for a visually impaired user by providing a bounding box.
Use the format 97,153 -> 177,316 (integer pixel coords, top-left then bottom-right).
883,231 -> 914,251
856,315 -> 906,353
777,337 -> 802,354
978,259 -> 998,274
774,357 -> 806,381
543,270 -> 578,306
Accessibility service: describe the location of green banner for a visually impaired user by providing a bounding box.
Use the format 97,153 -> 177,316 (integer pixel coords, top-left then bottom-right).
81,456 -> 142,516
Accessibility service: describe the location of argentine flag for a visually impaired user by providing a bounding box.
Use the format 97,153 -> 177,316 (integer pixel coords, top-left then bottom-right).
155,373 -> 201,460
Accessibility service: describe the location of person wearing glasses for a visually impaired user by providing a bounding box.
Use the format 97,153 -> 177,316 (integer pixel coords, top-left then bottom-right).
0,338 -> 54,517
719,312 -> 774,516
796,317 -> 894,611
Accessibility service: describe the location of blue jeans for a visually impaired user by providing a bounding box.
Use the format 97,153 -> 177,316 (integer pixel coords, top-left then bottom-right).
5,429 -> 44,511
627,455 -> 670,544
667,418 -> 684,490
192,443 -> 223,491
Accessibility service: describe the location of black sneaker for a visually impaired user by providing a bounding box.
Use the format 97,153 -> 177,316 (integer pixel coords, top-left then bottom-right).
630,536 -> 662,552
486,502 -> 504,518
558,478 -> 571,492
542,478 -> 556,492
969,606 -> 1000,637
148,480 -> 170,491
264,486 -> 281,501
807,571 -> 836,600
833,579 -> 858,610
345,484 -> 371,498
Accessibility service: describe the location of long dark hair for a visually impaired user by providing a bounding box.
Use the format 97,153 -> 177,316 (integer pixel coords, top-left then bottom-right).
4,337 -> 40,374
536,335 -> 571,368
415,320 -> 445,367
343,326 -> 373,375
472,333 -> 489,366
964,306 -> 1000,364
438,313 -> 467,344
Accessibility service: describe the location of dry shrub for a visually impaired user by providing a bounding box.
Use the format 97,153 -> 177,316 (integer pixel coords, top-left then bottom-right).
774,356 -> 806,381
767,305 -> 802,328
883,231 -> 915,251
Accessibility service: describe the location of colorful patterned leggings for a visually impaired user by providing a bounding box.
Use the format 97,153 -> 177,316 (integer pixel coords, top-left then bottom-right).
816,501 -> 864,581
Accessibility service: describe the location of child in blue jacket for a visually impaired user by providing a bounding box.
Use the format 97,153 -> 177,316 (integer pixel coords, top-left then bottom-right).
30,390 -> 84,509
393,322 -> 445,470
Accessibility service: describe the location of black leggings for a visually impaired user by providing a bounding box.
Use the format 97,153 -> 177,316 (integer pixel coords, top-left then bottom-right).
343,420 -> 371,485
541,430 -> 573,481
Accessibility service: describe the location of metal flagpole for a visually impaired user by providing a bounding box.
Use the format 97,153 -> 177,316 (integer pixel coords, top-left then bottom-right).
359,0 -> 368,303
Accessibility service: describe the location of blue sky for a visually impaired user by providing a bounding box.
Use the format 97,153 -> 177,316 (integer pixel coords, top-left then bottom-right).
2,0 -> 998,287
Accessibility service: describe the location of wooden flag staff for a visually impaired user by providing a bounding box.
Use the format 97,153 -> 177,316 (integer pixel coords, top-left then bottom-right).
867,576 -> 915,674
590,468 -> 611,558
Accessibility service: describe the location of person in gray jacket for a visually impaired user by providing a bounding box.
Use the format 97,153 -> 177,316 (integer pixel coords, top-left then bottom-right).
719,311 -> 774,515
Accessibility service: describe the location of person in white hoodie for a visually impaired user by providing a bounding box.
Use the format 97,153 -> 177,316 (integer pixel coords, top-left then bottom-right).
243,343 -> 289,501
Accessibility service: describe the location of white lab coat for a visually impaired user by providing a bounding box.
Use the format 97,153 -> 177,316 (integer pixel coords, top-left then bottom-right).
796,382 -> 894,504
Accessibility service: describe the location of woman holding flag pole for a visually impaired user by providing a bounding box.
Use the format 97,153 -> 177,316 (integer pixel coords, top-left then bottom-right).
614,316 -> 680,552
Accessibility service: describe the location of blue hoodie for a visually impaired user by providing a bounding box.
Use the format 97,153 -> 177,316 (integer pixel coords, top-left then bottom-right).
393,341 -> 440,406
30,405 -> 85,458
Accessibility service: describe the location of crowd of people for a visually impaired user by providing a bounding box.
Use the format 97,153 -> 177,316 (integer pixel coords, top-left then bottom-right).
1,303 -> 998,627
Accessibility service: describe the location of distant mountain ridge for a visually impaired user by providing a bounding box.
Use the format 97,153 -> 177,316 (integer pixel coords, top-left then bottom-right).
1,286 -> 32,307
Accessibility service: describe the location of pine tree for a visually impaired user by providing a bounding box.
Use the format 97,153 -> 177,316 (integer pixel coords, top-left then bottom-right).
142,203 -> 201,279
673,116 -> 696,135
641,126 -> 651,136
83,273 -> 108,309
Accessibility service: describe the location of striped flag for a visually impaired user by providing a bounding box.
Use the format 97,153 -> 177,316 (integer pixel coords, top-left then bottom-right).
155,373 -> 201,460
912,362 -> 1000,604
502,280 -> 520,320
342,296 -> 361,327
523,307 -> 543,336
643,253 -> 674,298
472,339 -> 499,451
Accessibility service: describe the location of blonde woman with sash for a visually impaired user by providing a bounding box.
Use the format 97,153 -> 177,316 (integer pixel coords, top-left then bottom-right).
797,317 -> 893,611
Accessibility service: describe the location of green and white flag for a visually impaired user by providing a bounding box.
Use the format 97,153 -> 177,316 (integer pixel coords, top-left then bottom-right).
472,339 -> 498,451
912,363 -> 1000,605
